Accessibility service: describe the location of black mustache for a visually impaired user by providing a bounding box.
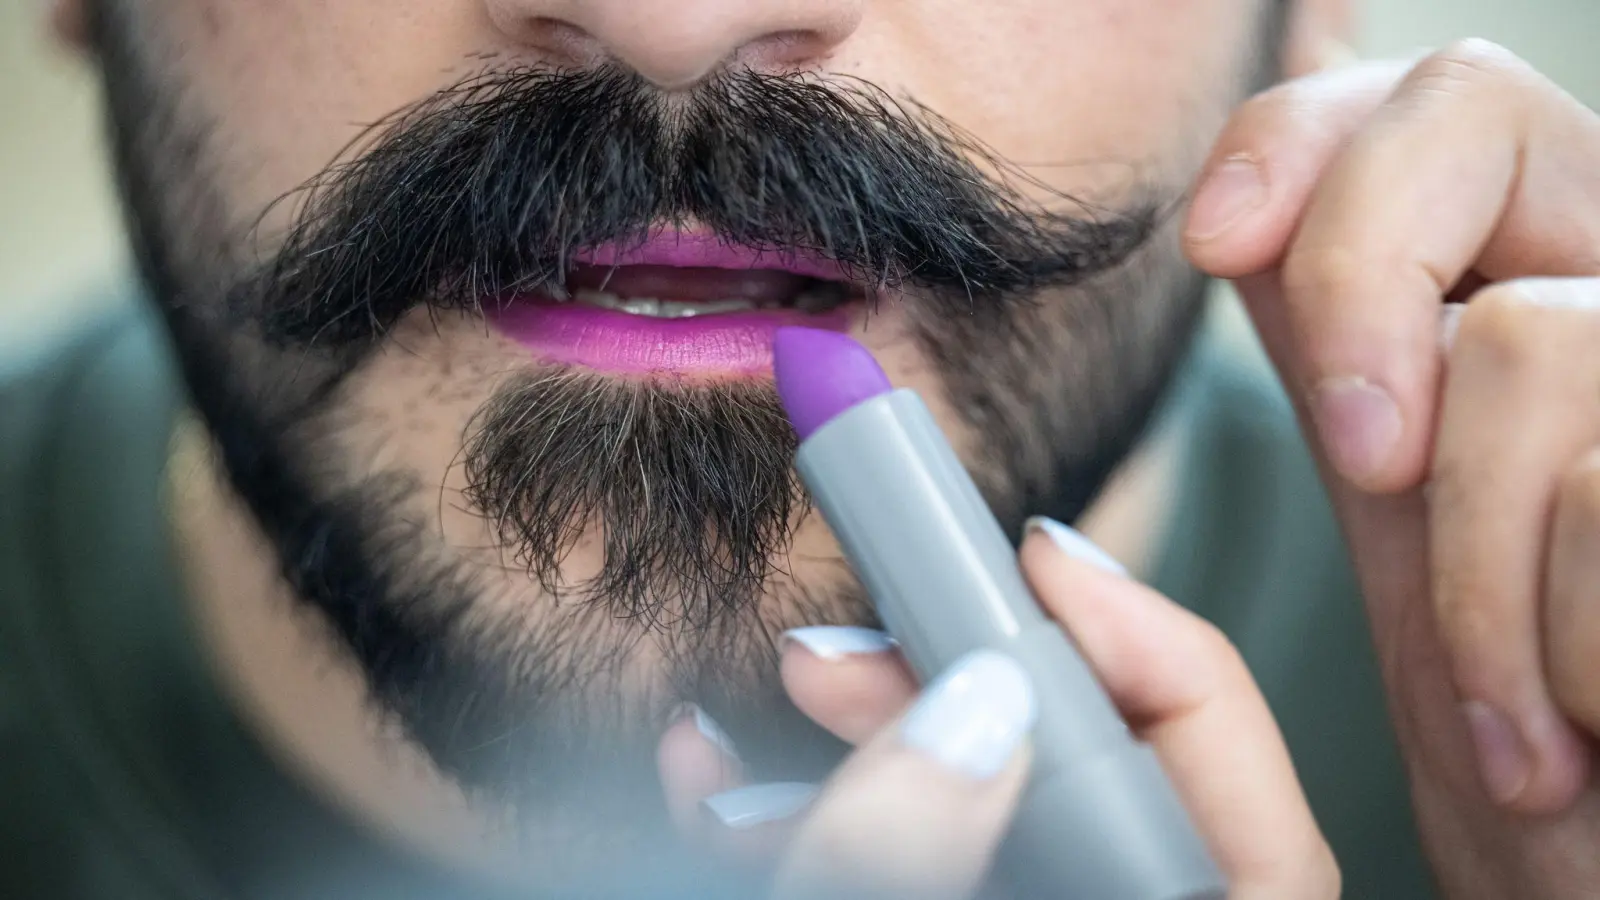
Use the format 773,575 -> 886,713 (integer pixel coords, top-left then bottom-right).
241,65 -> 1160,349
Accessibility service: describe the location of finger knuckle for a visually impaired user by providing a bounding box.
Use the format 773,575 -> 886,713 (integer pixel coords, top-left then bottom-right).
1411,39 -> 1533,96
1224,84 -> 1300,145
1429,564 -> 1497,650
1452,282 -> 1556,375
1147,611 -> 1249,714
1187,615 -> 1248,679
1299,842 -> 1344,900
1423,454 -> 1468,511
1255,832 -> 1341,898
1218,61 -> 1404,162
1281,242 -> 1371,305
1319,847 -> 1345,900
1427,578 -> 1520,699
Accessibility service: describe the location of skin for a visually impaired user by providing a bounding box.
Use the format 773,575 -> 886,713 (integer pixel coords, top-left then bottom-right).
1187,43 -> 1600,895
664,531 -> 1342,898
63,0 -> 1298,875
754,37 -> 1600,899
94,4 -> 1270,838
45,0 -> 1600,895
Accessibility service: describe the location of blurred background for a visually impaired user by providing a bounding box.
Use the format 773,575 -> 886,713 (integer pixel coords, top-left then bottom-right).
2,1 -> 1597,348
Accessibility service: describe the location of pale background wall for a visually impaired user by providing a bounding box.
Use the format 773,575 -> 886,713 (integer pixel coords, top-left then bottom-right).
2,2 -> 1596,346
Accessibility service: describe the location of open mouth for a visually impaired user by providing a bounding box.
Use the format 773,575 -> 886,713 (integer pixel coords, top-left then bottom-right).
551,263 -> 859,319
486,233 -> 868,376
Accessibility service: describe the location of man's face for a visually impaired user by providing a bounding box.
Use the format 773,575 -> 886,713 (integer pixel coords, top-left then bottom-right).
90,0 -> 1274,863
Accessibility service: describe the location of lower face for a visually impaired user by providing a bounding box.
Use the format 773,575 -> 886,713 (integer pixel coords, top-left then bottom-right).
92,0 -> 1274,878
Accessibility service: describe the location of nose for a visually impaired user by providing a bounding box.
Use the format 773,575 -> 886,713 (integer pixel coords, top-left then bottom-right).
484,0 -> 864,91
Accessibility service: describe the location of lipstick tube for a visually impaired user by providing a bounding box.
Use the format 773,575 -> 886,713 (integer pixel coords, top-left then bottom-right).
776,328 -> 1225,900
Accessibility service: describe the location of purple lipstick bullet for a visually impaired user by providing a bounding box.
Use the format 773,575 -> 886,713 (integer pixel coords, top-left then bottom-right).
775,327 -> 1224,900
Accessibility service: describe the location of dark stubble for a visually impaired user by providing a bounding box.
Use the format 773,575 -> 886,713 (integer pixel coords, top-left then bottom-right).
92,2 -> 1214,853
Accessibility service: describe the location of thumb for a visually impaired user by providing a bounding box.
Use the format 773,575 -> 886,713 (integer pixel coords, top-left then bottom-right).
770,651 -> 1035,900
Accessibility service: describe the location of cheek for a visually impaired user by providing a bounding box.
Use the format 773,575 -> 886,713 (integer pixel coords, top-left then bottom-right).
839,0 -> 1263,194
330,310 -> 518,549
154,0 -> 518,236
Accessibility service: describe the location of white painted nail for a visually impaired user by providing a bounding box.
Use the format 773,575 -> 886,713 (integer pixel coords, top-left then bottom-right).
691,705 -> 740,760
783,626 -> 897,660
900,651 -> 1036,780
702,782 -> 819,829
1025,516 -> 1128,576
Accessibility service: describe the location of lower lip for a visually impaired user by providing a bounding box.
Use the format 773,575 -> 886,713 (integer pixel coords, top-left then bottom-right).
486,298 -> 854,376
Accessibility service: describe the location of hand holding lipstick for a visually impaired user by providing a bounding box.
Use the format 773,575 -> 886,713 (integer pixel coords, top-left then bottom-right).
657,522 -> 1339,900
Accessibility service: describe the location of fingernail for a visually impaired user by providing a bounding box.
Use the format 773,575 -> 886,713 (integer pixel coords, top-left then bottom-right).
702,782 -> 819,829
1024,516 -> 1128,576
1464,701 -> 1530,805
783,626 -> 897,660
900,651 -> 1037,780
689,705 -> 740,761
1310,376 -> 1402,484
1187,156 -> 1268,242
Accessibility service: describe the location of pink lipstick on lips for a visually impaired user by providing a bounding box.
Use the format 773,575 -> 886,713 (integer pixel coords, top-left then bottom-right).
486,231 -> 858,377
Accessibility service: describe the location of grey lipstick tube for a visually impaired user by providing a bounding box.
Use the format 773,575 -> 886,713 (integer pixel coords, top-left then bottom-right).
795,388 -> 1226,900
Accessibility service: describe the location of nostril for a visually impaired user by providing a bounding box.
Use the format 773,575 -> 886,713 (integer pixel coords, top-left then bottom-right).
518,17 -> 605,68
738,30 -> 838,73
483,6 -> 605,68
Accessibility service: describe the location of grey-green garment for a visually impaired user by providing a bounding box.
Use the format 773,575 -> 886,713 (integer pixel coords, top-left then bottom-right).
0,292 -> 1435,899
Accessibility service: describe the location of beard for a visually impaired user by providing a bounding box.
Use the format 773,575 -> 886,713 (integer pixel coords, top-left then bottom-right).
89,2 -> 1211,861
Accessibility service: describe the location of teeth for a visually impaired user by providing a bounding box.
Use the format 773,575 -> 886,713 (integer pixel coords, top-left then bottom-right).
571,288 -> 762,318
552,283 -> 856,318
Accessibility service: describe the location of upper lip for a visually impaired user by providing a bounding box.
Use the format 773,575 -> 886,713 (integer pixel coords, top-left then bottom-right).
570,230 -> 852,283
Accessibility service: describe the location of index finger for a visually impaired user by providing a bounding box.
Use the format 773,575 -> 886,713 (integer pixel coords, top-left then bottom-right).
1020,522 -> 1338,899
1266,42 -> 1600,491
